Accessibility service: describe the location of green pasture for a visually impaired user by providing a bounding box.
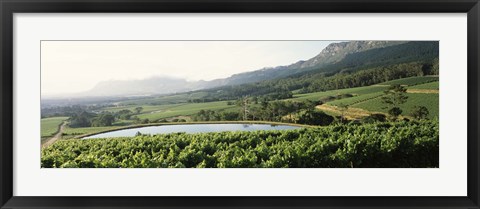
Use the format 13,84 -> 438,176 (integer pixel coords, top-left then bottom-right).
291,85 -> 387,102
117,92 -> 208,106
408,81 -> 439,90
378,76 -> 439,86
327,92 -> 384,106
41,117 -> 68,138
62,126 -> 125,137
102,104 -> 181,114
351,93 -> 439,119
135,101 -> 239,121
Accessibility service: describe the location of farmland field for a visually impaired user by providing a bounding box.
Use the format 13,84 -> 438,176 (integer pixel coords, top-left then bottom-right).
95,76 -> 439,125
59,76 -> 439,139
135,101 -> 239,121
62,126 -> 125,138
42,120 -> 439,168
327,92 -> 383,106
294,76 -> 441,120
117,92 -> 208,106
351,93 -> 439,119
291,85 -> 387,102
101,104 -> 181,113
41,117 -> 68,138
378,76 -> 438,86
408,81 -> 439,90
40,40 -> 440,169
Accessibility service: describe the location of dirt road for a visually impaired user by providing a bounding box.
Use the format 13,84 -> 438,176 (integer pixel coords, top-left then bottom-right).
406,89 -> 439,94
42,122 -> 66,148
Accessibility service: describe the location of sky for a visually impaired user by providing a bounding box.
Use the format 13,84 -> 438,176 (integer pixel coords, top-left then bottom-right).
41,41 -> 337,96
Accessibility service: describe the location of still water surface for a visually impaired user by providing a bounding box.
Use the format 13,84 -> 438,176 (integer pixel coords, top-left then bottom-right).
83,123 -> 300,139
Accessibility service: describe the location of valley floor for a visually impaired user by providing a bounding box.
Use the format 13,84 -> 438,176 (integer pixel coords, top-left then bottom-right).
41,76 -> 439,145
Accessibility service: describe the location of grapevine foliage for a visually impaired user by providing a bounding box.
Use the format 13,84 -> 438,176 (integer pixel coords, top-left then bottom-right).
41,121 -> 439,168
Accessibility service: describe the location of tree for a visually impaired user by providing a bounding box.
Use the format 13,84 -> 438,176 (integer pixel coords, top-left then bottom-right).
382,84 -> 408,120
91,113 -> 115,127
304,99 -> 317,111
410,106 -> 429,120
69,111 -> 94,128
337,103 -> 348,123
116,109 -> 133,120
135,107 -> 144,114
298,110 -> 334,126
237,96 -> 250,121
361,113 -> 387,123
221,111 -> 240,121
388,107 -> 403,119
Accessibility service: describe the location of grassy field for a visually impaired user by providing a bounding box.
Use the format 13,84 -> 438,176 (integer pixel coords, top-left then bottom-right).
41,117 -> 68,138
378,76 -> 439,86
327,92 -> 383,106
135,101 -> 239,121
296,76 -> 440,120
351,93 -> 439,119
62,126 -> 125,138
99,76 -> 439,121
56,76 -> 439,139
102,104 -> 182,114
103,76 -> 439,122
117,92 -> 208,106
291,85 -> 387,102
408,81 -> 439,90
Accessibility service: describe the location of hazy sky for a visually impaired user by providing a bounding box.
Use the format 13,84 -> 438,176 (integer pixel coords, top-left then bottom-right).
41,41 -> 337,96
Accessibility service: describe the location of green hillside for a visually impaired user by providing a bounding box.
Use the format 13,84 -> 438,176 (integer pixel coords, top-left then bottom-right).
41,117 -> 68,138
308,76 -> 440,120
379,76 -> 438,86
408,81 -> 439,90
351,93 -> 439,119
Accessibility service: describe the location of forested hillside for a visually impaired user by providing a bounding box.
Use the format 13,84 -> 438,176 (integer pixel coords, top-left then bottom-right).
195,41 -> 439,102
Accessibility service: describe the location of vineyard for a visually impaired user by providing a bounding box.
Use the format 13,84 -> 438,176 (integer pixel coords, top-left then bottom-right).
41,117 -> 68,138
42,120 -> 439,168
378,76 -> 439,86
407,81 -> 439,90
351,93 -> 439,119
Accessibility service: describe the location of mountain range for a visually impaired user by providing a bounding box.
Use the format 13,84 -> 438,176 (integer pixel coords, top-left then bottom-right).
73,41 -> 433,98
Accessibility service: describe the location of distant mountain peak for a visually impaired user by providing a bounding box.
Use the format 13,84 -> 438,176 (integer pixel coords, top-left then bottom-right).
71,41 -> 414,98
299,41 -> 407,68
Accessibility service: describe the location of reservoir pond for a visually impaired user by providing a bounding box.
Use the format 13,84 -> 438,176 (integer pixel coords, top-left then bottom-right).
83,123 -> 301,139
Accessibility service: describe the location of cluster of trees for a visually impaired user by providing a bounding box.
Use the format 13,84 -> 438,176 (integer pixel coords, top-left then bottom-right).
41,105 -> 91,118
192,110 -> 240,121
299,61 -> 437,93
241,100 -> 317,123
196,86 -> 293,102
68,106 -> 146,128
68,111 -> 95,128
42,120 -> 439,168
381,84 -> 430,120
192,99 -> 335,126
190,60 -> 437,103
69,111 -> 116,128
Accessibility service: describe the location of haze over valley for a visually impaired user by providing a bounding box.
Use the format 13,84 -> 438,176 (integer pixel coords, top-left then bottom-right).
42,41 -> 412,101
41,40 -> 440,168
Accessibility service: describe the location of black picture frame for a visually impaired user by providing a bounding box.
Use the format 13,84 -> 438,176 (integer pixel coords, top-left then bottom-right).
1,0 -> 479,208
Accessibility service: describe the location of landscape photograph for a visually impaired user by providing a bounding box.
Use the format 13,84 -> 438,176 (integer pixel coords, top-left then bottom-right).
40,40 -> 439,168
